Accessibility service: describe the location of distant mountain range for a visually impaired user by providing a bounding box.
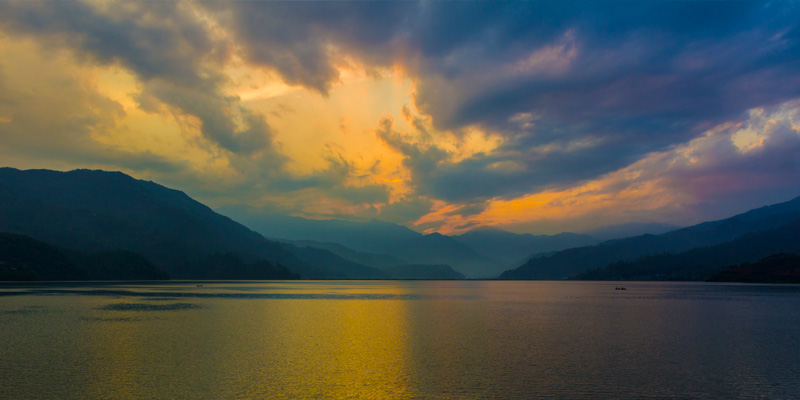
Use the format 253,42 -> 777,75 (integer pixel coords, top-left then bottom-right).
4,167 -> 798,282
281,239 -> 407,269
452,228 -> 598,268
219,207 -> 596,278
215,208 -> 421,253
500,195 -> 800,280
217,208 -> 504,276
280,239 -> 470,279
579,222 -> 680,241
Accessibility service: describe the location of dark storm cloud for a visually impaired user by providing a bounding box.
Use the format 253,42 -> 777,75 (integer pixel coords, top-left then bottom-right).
217,1 -> 800,203
0,2 -> 218,85
137,83 -> 275,156
0,2 -> 278,158
377,115 -> 643,201
220,1 -> 418,95
2,1 -> 799,210
413,3 -> 799,196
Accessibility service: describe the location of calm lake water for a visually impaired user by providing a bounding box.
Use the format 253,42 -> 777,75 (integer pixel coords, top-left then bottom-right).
2,281 -> 799,399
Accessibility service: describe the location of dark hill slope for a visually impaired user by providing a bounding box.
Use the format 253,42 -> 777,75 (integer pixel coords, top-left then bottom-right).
0,232 -> 87,280
171,253 -> 298,280
0,168 -> 275,266
572,218 -> 800,281
277,244 -> 389,279
0,168 -> 382,279
500,195 -> 800,279
0,232 -> 168,281
707,253 -> 800,284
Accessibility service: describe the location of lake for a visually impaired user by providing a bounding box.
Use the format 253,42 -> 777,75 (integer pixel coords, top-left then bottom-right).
2,281 -> 799,399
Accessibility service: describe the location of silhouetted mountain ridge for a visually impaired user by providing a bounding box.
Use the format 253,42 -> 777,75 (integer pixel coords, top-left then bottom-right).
282,240 -> 407,269
0,168 -> 384,279
220,208 -> 597,278
572,218 -> 800,281
500,195 -> 800,279
581,222 -> 680,241
276,244 -> 389,279
386,232 -> 499,278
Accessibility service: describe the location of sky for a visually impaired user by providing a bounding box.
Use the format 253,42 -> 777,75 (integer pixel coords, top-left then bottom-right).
1,1 -> 799,235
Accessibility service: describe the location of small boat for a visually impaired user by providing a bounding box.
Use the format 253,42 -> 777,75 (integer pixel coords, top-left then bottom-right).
615,287 -> 626,290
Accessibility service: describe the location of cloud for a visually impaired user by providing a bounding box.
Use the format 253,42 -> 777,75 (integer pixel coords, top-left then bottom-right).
219,2 -> 417,95
0,1 -> 278,161
268,153 -> 390,205
372,195 -> 434,224
405,2 -> 800,203
0,2 -> 223,85
455,221 -> 481,231
465,101 -> 800,234
0,2 -> 405,223
629,104 -> 800,208
0,37 -> 186,175
229,1 -> 799,207
375,114 -> 632,203
444,203 -> 490,218
137,82 -> 277,156
2,1 -> 800,232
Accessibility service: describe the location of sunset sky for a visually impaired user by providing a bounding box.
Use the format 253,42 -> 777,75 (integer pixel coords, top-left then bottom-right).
1,1 -> 799,234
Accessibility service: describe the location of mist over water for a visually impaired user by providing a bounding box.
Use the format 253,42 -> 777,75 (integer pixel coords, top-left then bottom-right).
2,281 -> 799,399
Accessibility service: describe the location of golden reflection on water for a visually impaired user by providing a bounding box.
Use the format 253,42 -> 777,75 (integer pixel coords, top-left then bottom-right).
75,283 -> 415,399
257,299 -> 412,398
3,281 -> 800,399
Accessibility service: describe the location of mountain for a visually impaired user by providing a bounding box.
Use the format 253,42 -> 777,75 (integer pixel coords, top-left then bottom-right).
281,239 -> 473,279
219,207 -> 500,277
216,207 -> 420,254
453,228 -> 598,267
0,232 -> 168,281
499,195 -> 800,279
171,253 -> 298,280
283,240 -> 407,269
67,250 -> 170,280
581,222 -> 680,241
387,232 -> 499,278
382,264 -> 465,280
0,168 -> 384,279
707,253 -> 800,284
572,218 -> 800,281
277,244 -> 389,279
